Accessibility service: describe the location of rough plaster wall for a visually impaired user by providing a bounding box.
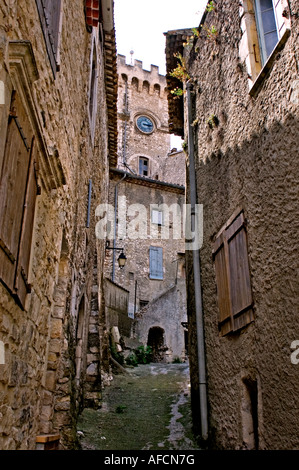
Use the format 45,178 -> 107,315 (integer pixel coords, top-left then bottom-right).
0,0 -> 109,449
185,0 -> 299,449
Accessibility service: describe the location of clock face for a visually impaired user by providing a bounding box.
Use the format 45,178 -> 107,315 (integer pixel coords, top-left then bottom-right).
136,116 -> 154,134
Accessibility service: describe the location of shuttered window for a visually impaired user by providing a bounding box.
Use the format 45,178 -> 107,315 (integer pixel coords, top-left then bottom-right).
213,211 -> 254,336
254,0 -> 286,65
151,209 -> 163,226
0,92 -> 39,309
36,0 -> 62,76
149,246 -> 163,280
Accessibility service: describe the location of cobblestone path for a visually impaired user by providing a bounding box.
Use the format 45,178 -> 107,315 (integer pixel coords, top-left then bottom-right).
77,362 -> 201,451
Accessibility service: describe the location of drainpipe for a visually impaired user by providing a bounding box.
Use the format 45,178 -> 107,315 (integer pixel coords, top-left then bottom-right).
186,80 -> 208,441
112,173 -> 126,281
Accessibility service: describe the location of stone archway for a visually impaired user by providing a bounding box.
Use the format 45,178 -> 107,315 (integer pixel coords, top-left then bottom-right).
147,326 -> 167,363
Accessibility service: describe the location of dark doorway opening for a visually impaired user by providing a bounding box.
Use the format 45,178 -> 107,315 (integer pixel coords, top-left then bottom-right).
147,326 -> 167,362
242,378 -> 259,449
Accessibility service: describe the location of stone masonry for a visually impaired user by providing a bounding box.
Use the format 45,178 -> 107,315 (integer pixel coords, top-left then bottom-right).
0,0 -> 117,450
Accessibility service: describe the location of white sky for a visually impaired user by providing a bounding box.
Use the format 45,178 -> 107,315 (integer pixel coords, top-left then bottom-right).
114,0 -> 207,76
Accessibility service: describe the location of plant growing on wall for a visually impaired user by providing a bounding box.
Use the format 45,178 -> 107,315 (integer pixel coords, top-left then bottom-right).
206,114 -> 219,129
169,52 -> 190,98
206,1 -> 215,13
169,0 -> 218,96
169,52 -> 190,82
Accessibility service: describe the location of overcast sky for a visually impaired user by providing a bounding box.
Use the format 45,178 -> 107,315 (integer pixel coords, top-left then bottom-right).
114,0 -> 207,76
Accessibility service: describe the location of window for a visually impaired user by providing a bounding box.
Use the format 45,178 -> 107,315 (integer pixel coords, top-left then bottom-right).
254,0 -> 285,65
239,0 -> 290,91
139,300 -> 149,309
149,246 -> 163,280
139,157 -> 149,176
151,209 -> 163,225
212,210 -> 254,336
36,0 -> 62,76
0,91 -> 40,309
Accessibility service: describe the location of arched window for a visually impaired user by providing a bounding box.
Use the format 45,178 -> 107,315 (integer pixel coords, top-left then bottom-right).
132,77 -> 139,90
143,80 -> 150,93
154,84 -> 161,95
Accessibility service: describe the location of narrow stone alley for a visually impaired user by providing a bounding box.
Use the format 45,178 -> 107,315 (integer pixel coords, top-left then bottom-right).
77,362 -> 200,451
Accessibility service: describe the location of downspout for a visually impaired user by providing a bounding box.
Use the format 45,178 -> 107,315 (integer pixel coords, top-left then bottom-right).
186,80 -> 208,441
112,173 -> 126,281
122,78 -> 128,166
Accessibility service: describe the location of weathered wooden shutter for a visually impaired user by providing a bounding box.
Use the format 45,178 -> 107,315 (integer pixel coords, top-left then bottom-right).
213,211 -> 254,335
36,0 -> 62,75
14,139 -> 39,307
149,246 -> 163,280
0,92 -> 33,296
0,92 -> 38,308
213,233 -> 232,336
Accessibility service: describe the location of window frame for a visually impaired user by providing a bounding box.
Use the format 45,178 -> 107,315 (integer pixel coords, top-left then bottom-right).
151,208 -> 163,226
139,156 -> 149,177
212,210 -> 254,336
239,0 -> 290,95
254,0 -> 286,65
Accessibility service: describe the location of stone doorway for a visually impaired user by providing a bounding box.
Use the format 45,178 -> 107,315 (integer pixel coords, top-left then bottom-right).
147,326 -> 167,362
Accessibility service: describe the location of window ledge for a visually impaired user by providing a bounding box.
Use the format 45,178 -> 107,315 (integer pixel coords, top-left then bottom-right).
249,28 -> 291,97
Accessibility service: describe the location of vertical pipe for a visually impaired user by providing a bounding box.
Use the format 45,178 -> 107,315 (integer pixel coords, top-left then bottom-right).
112,173 -> 126,281
86,179 -> 92,228
134,280 -> 137,316
186,80 -> 208,441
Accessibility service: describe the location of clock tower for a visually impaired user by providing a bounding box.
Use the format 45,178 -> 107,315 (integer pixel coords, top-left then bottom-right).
116,54 -> 171,179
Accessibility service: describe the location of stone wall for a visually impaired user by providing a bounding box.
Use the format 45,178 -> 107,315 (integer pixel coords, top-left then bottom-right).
168,0 -> 299,449
0,0 -> 114,450
106,172 -> 187,362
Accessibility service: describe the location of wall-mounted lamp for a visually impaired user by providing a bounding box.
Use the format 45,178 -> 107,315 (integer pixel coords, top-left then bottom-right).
105,241 -> 127,269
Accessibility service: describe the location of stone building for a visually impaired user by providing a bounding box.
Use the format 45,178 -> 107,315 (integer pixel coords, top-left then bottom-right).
104,55 -> 188,363
0,0 -> 117,450
165,0 -> 299,449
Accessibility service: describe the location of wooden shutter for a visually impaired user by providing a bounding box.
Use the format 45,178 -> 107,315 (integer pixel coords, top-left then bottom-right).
213,233 -> 233,336
14,139 -> 39,307
36,0 -> 62,75
149,246 -> 163,280
0,92 -> 38,308
0,92 -> 34,296
213,211 -> 254,335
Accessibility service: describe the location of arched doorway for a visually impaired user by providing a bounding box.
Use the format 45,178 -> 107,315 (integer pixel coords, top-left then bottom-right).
147,326 -> 167,363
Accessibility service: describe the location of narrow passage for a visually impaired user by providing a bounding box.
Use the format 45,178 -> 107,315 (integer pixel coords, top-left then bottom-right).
77,362 -> 200,451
